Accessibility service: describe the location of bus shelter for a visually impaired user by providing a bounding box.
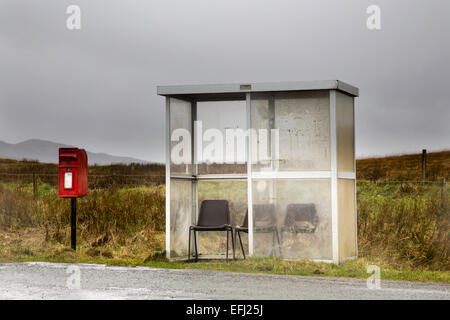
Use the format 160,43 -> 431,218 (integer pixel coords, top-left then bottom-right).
158,80 -> 358,263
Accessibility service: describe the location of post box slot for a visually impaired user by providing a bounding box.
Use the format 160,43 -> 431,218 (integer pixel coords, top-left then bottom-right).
60,153 -> 77,162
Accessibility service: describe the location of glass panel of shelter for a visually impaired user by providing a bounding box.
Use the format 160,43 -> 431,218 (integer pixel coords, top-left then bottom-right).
169,97 -> 195,258
251,179 -> 332,260
193,99 -> 249,258
250,91 -> 331,172
169,92 -> 334,260
196,99 -> 247,175
170,98 -> 193,176
250,92 -> 333,260
197,180 -> 248,258
170,178 -> 193,258
336,91 -> 355,172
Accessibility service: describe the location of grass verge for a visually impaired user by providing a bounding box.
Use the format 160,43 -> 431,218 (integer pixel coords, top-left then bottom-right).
0,229 -> 448,283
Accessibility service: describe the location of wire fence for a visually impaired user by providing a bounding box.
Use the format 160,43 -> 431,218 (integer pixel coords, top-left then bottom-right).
1,172 -> 446,190
0,172 -> 165,189
370,179 -> 446,185
0,172 -> 447,211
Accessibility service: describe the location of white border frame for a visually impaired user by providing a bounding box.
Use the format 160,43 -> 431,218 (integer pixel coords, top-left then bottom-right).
337,172 -> 356,179
253,171 -> 332,179
196,174 -> 247,180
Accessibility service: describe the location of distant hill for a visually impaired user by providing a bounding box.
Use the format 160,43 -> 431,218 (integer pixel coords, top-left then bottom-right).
0,139 -> 149,165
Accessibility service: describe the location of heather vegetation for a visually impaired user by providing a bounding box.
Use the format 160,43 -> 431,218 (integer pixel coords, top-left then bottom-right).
357,150 -> 450,181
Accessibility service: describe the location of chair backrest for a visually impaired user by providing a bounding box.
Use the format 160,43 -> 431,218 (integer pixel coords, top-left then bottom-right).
240,210 -> 249,228
284,203 -> 318,227
197,200 -> 230,226
242,203 -> 276,227
254,204 -> 276,225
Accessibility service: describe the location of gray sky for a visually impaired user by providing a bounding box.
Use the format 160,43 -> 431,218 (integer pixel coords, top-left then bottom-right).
1,0 -> 449,163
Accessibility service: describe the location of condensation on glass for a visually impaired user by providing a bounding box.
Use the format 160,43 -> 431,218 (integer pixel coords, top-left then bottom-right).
169,179 -> 193,257
252,179 -> 332,260
251,91 -> 330,172
338,179 -> 356,260
250,91 -> 333,260
336,91 -> 355,172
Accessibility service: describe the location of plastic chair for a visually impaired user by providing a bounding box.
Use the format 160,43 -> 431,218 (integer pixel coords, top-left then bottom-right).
281,203 -> 319,234
188,200 -> 235,262
235,204 -> 281,259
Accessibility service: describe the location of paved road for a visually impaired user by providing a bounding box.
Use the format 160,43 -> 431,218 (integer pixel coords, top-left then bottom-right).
0,262 -> 448,299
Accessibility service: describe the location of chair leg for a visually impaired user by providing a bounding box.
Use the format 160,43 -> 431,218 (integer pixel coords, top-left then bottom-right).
230,228 -> 235,261
275,229 -> 281,257
279,230 -> 283,258
233,229 -> 237,257
238,231 -> 245,259
271,230 -> 276,257
193,230 -> 198,262
188,228 -> 191,263
226,229 -> 229,262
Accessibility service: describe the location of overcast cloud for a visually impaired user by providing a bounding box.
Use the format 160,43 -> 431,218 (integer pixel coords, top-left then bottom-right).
0,0 -> 449,162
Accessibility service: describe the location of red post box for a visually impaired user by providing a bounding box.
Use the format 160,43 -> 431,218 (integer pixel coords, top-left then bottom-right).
58,148 -> 88,198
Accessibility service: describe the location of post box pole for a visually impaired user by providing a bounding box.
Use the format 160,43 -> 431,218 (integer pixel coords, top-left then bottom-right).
71,197 -> 77,250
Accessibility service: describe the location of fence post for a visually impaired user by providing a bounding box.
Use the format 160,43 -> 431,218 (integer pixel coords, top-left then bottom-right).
442,178 -> 446,208
422,149 -> 427,181
33,173 -> 37,199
